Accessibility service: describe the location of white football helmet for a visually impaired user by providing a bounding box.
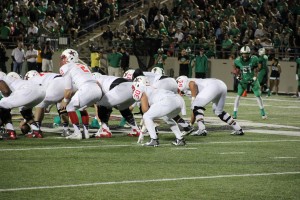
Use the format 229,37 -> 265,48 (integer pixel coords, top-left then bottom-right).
151,67 -> 165,76
61,49 -> 79,63
240,46 -> 251,54
258,48 -> 265,56
176,75 -> 189,92
92,72 -> 102,79
0,71 -> 6,78
157,48 -> 164,53
7,72 -> 22,79
24,70 -> 39,80
132,76 -> 150,91
123,69 -> 135,80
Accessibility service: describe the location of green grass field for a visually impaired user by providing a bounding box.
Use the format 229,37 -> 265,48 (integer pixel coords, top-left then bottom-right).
0,92 -> 299,200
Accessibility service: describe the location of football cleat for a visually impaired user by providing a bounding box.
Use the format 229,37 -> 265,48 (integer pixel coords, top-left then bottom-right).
94,128 -> 112,138
191,129 -> 207,136
262,115 -> 267,120
231,129 -> 244,136
143,138 -> 159,147
172,138 -> 186,146
182,125 -> 194,136
127,128 -> 141,137
6,130 -> 17,140
61,129 -> 71,137
83,126 -> 89,139
26,130 -> 43,138
66,130 -> 82,140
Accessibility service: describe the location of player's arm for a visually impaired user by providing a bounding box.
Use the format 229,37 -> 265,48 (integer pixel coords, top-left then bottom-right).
140,93 -> 149,114
0,80 -> 11,97
189,81 -> 198,100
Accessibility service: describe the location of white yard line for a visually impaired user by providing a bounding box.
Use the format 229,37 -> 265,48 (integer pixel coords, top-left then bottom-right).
247,129 -> 300,136
0,171 -> 299,192
272,157 -> 297,159
0,140 -> 299,152
219,152 -> 245,155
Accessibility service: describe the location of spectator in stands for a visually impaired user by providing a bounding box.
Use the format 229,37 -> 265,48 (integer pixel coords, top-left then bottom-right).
293,27 -> 300,57
27,22 -> 39,37
102,25 -> 114,46
174,28 -> 184,43
68,18 -> 80,42
25,44 -> 38,71
0,21 -> 11,41
11,42 -> 25,75
160,3 -> 169,16
221,34 -> 233,59
0,42 -> 8,73
107,47 -> 123,76
41,41 -> 54,72
148,1 -> 159,26
254,23 -> 266,38
153,10 -> 164,29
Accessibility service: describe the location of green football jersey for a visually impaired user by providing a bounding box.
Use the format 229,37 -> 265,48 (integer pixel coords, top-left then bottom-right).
258,55 -> 268,71
234,55 -> 259,83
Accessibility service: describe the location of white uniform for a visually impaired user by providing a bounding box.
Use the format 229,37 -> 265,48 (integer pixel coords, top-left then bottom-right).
0,75 -> 45,110
95,75 -> 134,110
29,73 -> 76,108
188,78 -> 227,115
144,72 -> 178,93
133,85 -> 185,140
60,62 -> 102,111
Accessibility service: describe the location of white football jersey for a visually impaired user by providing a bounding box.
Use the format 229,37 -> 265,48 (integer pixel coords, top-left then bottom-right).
29,72 -> 59,88
133,85 -> 176,105
94,75 -> 118,94
190,78 -> 219,92
0,76 -> 34,92
60,62 -> 96,89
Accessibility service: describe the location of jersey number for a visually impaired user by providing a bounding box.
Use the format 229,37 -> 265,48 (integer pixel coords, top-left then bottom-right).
77,64 -> 90,73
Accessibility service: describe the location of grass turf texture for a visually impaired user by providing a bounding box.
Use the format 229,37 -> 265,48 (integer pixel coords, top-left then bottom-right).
0,92 -> 299,200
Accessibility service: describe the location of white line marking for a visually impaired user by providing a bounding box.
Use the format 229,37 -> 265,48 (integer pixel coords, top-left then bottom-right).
0,140 -> 299,152
273,157 -> 297,159
219,152 -> 245,155
247,130 -> 300,136
172,148 -> 198,150
0,172 -> 299,192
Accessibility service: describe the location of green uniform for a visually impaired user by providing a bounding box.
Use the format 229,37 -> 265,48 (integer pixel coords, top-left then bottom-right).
234,55 -> 261,97
154,54 -> 167,69
258,55 -> 268,85
107,52 -> 123,68
296,58 -> 300,87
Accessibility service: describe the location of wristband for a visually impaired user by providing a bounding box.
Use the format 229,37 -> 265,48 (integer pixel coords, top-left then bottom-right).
63,98 -> 70,103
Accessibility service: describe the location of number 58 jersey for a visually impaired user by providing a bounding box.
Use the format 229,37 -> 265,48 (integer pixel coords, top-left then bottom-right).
60,62 -> 96,89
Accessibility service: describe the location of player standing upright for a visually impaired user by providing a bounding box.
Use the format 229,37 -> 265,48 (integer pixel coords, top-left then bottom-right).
233,46 -> 267,119
257,48 -> 271,97
59,49 -> 103,139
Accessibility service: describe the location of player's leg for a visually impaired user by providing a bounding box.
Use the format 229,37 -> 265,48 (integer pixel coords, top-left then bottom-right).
95,105 -> 113,138
252,81 -> 267,119
0,108 -> 16,140
233,83 -> 245,119
120,108 -> 142,137
20,107 -> 43,138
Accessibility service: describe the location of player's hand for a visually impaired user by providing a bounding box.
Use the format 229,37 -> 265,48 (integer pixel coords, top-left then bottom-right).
137,132 -> 144,144
236,76 -> 242,82
248,77 -> 257,84
60,101 -> 67,110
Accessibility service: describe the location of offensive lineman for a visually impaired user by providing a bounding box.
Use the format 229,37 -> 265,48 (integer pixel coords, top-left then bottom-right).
176,75 -> 244,136
132,76 -> 186,146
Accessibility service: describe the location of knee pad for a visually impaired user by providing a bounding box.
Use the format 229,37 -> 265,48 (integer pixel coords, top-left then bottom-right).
20,109 -> 34,122
97,106 -> 112,124
193,106 -> 205,118
218,111 -> 234,125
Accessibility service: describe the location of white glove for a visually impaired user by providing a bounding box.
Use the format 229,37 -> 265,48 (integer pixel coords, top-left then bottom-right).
296,74 -> 299,80
137,132 -> 144,144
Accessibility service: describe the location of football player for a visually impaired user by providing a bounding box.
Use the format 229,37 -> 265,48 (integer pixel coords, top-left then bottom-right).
131,68 -> 193,135
233,46 -> 267,119
257,48 -> 271,97
0,72 -> 45,139
59,49 -> 103,140
25,70 -> 75,136
132,76 -> 186,146
92,72 -> 142,138
176,75 -> 244,136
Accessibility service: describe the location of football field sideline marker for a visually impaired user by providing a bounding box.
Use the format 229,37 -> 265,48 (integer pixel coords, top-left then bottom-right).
0,171 -> 299,192
0,139 -> 299,151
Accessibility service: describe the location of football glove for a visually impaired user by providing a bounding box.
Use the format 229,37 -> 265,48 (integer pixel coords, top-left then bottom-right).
236,76 -> 242,82
248,77 -> 257,84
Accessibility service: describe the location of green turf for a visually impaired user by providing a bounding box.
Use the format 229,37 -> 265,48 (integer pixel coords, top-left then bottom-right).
0,92 -> 299,200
